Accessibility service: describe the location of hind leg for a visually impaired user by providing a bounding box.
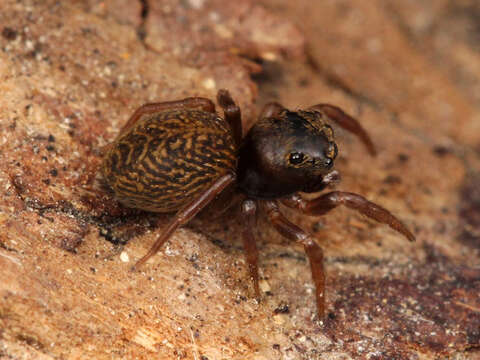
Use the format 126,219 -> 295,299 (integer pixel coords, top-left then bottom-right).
119,97 -> 216,137
217,89 -> 243,146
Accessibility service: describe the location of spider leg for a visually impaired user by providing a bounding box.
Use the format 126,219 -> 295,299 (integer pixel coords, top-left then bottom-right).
308,104 -> 376,156
282,192 -> 415,242
241,199 -> 260,299
264,200 -> 326,318
119,97 -> 216,138
259,102 -> 285,119
217,89 -> 242,146
132,173 -> 236,270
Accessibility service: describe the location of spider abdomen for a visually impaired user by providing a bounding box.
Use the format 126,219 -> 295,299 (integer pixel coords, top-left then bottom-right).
101,109 -> 237,212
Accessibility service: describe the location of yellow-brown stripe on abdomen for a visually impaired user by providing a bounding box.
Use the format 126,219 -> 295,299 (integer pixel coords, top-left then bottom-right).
102,110 -> 236,212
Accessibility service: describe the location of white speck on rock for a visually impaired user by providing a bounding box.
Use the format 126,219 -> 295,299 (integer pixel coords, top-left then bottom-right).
120,251 -> 129,262
202,77 -> 216,90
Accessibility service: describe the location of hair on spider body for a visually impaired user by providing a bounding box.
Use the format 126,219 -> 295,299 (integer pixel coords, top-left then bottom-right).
100,89 -> 415,319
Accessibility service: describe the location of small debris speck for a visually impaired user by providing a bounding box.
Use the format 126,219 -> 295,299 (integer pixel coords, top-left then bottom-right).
202,78 -> 216,90
274,303 -> 290,314
120,251 -> 129,262
259,279 -> 271,292
2,27 -> 17,41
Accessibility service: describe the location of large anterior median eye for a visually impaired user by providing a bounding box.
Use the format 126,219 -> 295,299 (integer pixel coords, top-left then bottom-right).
289,152 -> 304,165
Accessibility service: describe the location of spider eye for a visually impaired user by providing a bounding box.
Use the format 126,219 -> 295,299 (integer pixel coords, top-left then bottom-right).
324,157 -> 334,169
289,152 -> 305,165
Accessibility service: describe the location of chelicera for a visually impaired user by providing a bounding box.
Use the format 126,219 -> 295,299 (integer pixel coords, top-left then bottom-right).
101,89 -> 415,318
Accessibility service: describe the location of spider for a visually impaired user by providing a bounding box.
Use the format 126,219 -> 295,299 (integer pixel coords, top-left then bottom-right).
101,89 -> 415,317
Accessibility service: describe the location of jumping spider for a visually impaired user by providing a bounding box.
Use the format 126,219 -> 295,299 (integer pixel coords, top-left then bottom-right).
101,89 -> 415,317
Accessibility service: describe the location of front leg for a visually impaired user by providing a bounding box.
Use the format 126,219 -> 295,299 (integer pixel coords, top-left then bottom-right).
263,201 -> 326,318
309,104 -> 377,156
282,192 -> 415,242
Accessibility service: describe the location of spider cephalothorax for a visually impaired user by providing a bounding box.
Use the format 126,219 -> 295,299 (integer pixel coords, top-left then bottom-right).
237,109 -> 338,198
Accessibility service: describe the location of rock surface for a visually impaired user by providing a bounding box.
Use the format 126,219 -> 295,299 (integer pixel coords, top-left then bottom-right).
0,0 -> 479,359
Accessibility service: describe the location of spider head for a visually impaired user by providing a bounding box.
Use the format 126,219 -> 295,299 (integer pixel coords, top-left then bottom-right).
237,110 -> 338,199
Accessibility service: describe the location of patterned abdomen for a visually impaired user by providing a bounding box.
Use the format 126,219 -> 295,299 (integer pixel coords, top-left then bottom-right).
101,109 -> 237,212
